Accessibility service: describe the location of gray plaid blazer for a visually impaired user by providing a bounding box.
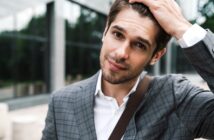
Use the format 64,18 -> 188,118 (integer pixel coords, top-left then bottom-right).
42,31 -> 214,140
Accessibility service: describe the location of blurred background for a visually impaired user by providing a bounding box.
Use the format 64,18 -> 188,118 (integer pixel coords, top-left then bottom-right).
0,0 -> 213,140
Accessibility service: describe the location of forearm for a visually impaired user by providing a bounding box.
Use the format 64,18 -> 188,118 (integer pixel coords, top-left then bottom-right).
181,29 -> 214,92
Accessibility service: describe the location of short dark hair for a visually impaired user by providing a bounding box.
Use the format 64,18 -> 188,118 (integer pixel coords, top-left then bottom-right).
105,0 -> 171,53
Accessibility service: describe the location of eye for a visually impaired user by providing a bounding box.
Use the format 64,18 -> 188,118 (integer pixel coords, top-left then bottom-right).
112,31 -> 124,40
133,42 -> 147,51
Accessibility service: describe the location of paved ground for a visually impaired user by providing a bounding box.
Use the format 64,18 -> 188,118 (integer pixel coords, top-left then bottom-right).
5,104 -> 48,140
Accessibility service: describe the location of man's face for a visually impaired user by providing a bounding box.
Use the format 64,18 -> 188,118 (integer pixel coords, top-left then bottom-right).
100,8 -> 159,84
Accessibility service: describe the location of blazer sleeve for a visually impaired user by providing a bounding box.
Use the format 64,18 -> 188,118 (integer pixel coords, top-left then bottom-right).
183,30 -> 214,92
41,94 -> 58,140
176,30 -> 214,139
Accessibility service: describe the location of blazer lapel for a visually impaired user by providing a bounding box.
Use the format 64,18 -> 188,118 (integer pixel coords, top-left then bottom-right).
73,73 -> 99,140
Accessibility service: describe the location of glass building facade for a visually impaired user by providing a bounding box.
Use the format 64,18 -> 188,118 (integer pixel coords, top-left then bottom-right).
0,0 -> 214,102
64,1 -> 106,83
0,0 -> 107,101
0,5 -> 48,100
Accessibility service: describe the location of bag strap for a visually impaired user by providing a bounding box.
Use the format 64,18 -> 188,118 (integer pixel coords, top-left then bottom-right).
108,75 -> 153,140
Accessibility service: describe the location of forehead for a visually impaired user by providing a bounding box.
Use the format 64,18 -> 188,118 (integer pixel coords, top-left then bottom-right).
110,8 -> 159,47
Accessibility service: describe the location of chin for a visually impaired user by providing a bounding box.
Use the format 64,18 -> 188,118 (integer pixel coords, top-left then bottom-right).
102,71 -> 133,85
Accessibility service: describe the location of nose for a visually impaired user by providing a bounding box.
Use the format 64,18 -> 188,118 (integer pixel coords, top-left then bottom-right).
114,42 -> 129,60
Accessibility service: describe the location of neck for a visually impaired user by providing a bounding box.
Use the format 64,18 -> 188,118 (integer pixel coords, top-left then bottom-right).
102,77 -> 138,105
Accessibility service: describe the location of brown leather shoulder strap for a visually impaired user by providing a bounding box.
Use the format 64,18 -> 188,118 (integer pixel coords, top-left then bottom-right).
108,75 -> 153,140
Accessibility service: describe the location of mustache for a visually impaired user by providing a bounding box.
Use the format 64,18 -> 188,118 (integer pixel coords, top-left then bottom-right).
107,54 -> 129,68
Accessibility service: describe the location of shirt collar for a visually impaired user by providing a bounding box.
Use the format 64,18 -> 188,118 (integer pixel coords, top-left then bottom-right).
95,70 -> 145,99
95,70 -> 103,96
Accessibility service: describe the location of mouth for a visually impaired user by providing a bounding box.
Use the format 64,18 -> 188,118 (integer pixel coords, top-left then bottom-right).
107,58 -> 127,71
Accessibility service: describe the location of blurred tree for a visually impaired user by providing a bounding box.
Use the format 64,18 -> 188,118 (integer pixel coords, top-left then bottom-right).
198,0 -> 214,18
0,5 -> 107,87
201,14 -> 214,32
0,36 -> 13,82
65,8 -> 106,77
198,0 -> 214,32
21,15 -> 47,36
0,15 -> 47,84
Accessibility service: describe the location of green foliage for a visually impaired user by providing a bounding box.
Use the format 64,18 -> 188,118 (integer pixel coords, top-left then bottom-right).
199,0 -> 214,32
199,0 -> 214,18
0,15 -> 47,83
201,15 -> 214,32
0,6 -> 106,85
66,8 -> 105,43
20,15 -> 47,37
65,8 -> 106,77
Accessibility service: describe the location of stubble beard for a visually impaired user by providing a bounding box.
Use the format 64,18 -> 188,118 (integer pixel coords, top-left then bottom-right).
100,56 -> 142,85
101,68 -> 140,84
99,49 -> 146,85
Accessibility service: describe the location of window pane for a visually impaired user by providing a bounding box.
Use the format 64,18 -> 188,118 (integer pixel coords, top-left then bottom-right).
65,1 -> 106,83
0,4 -> 48,100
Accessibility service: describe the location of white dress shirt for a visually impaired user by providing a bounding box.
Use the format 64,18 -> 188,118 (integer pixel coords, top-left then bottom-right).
178,24 -> 207,48
94,24 -> 207,140
94,71 -> 140,140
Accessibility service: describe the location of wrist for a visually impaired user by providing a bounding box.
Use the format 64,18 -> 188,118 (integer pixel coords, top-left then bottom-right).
171,21 -> 192,40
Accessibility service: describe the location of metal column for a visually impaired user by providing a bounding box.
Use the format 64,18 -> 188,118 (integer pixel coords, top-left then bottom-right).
47,0 -> 65,92
153,61 -> 161,76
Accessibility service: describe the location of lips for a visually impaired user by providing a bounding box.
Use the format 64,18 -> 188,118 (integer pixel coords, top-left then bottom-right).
108,59 -> 127,71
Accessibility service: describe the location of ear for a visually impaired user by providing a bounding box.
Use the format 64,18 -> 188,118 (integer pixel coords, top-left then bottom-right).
149,48 -> 166,65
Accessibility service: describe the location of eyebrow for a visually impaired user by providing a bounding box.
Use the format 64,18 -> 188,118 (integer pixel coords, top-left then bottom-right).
112,25 -> 126,33
112,25 -> 152,48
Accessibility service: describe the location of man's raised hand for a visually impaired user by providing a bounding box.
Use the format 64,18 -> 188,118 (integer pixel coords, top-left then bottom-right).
129,0 -> 192,39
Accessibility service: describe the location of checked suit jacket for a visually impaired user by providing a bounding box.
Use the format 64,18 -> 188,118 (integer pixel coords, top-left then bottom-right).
42,30 -> 214,140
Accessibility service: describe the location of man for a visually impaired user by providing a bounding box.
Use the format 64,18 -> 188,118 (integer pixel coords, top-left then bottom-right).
42,0 -> 214,139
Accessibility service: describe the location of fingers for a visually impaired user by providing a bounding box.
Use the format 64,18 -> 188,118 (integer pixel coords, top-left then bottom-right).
128,0 -> 191,38
129,0 -> 153,7
129,0 -> 176,9
129,0 -> 160,11
171,0 -> 182,12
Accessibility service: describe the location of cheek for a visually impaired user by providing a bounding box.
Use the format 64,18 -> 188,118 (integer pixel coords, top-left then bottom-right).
100,45 -> 109,63
103,34 -> 120,51
99,47 -> 105,63
101,40 -> 115,57
131,55 -> 151,69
